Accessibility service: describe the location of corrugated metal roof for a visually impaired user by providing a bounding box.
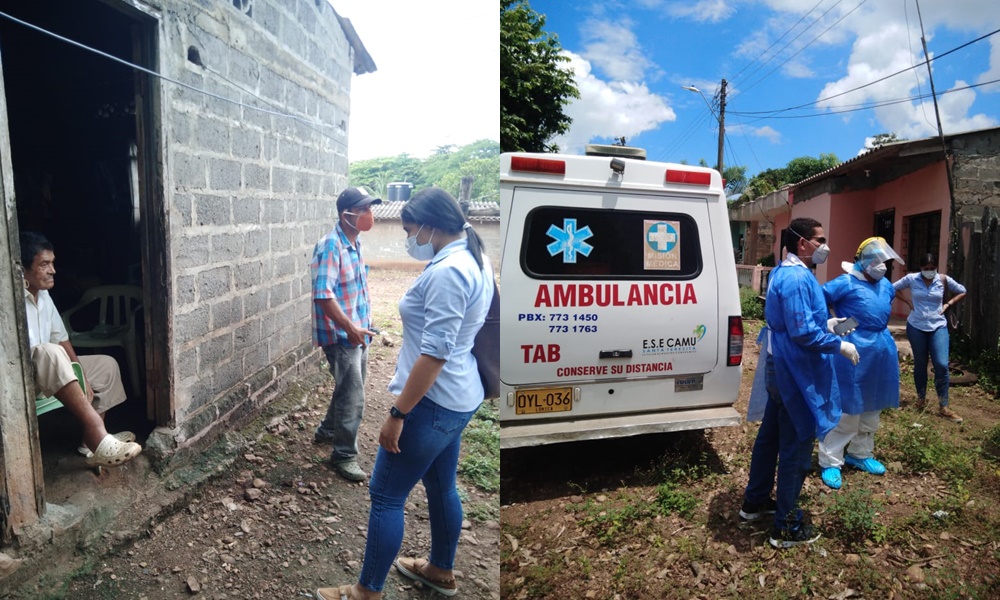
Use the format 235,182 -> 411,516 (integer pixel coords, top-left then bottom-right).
371,200 -> 500,223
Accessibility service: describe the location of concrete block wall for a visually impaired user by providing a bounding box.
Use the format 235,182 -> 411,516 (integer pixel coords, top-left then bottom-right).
159,0 -> 353,441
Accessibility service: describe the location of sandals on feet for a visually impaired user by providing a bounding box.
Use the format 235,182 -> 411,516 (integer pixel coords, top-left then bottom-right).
78,431 -> 136,457
394,557 -> 457,597
314,584 -> 357,600
85,434 -> 141,467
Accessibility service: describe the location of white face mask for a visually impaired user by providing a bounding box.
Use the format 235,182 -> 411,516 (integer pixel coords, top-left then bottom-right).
405,225 -> 435,261
921,269 -> 937,279
791,228 -> 830,265
865,262 -> 887,280
810,243 -> 830,265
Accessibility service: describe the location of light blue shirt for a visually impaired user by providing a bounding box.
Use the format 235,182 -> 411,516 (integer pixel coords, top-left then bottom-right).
389,239 -> 494,412
893,272 -> 966,332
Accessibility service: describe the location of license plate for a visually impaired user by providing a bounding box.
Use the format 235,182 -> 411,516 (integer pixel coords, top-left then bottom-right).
515,386 -> 573,415
675,375 -> 704,392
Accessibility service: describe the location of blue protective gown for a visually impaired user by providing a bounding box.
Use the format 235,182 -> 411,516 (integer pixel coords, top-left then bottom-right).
822,271 -> 900,414
765,257 -> 843,441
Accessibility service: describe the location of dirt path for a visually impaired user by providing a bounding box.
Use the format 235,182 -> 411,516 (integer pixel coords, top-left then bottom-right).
57,267 -> 500,600
501,321 -> 1000,599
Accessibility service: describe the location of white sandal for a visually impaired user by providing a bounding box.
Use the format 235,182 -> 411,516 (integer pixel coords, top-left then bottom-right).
85,434 -> 141,467
78,431 -> 136,457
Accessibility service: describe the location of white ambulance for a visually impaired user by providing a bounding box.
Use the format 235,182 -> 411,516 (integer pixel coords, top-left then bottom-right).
499,145 -> 743,448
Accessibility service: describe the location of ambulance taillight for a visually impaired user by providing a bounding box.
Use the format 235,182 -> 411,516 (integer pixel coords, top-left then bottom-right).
665,169 -> 712,186
727,316 -> 743,366
510,156 -> 566,175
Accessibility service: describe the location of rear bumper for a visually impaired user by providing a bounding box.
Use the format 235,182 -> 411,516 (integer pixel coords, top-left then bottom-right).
499,405 -> 741,449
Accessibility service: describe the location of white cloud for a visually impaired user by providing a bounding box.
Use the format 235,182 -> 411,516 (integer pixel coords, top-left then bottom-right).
551,52 -> 677,154
750,125 -> 782,143
580,19 -> 655,82
753,0 -> 1000,138
664,0 -> 736,23
332,0 -> 498,161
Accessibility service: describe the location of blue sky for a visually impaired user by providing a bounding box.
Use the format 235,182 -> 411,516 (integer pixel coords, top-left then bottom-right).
528,0 -> 1000,177
332,0 -> 499,161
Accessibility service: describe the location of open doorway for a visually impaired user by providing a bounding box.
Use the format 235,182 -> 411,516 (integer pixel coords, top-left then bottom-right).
0,0 -> 163,497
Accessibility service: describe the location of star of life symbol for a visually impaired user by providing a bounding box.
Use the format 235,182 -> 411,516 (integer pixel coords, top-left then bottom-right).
647,222 -> 678,252
546,218 -> 594,263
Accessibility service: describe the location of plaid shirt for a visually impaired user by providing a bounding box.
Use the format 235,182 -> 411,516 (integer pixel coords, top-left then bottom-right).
310,222 -> 371,347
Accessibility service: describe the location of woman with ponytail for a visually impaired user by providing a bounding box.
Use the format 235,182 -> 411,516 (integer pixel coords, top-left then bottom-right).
316,188 -> 494,600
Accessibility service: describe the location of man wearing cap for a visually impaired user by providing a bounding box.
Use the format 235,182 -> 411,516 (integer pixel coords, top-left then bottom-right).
311,186 -> 381,481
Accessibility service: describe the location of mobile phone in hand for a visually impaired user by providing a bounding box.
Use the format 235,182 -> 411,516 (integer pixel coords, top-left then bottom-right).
833,316 -> 858,336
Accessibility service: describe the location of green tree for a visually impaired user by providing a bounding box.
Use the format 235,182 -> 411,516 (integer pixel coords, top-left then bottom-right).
500,0 -> 578,152
784,153 -> 839,184
348,155 -> 424,198
866,132 -> 905,149
741,153 -> 840,201
347,140 -> 500,201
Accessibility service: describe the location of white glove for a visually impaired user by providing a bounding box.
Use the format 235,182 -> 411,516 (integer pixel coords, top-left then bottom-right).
840,341 -> 860,366
827,317 -> 846,334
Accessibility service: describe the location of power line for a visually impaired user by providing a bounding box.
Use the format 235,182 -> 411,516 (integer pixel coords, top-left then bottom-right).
730,27 -> 1000,117
735,77 -> 1000,122
730,0 -> 844,91
738,0 -> 869,97
0,9 -> 346,148
727,0 -> 829,87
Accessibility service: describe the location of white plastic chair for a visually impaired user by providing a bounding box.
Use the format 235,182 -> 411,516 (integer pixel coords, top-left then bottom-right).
61,285 -> 143,398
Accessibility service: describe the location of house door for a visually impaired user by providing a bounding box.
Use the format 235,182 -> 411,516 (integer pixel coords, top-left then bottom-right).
874,209 -> 896,278
0,0 -> 168,535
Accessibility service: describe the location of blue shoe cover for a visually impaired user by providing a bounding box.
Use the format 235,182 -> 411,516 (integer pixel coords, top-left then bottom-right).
845,455 -> 886,475
821,467 -> 842,489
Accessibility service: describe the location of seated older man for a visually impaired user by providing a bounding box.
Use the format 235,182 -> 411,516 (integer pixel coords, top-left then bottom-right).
20,230 -> 141,467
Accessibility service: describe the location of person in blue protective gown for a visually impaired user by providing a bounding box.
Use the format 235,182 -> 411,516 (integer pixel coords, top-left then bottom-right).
740,217 -> 860,548
817,237 -> 904,489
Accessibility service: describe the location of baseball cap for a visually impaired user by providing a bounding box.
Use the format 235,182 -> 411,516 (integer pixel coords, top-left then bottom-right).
336,187 -> 383,212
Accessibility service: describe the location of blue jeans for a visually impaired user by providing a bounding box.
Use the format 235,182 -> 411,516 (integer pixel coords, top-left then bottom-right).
317,344 -> 369,463
358,398 -> 478,592
906,322 -> 950,406
744,354 -> 814,530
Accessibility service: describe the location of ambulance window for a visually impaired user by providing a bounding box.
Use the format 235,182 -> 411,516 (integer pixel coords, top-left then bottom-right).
521,207 -> 702,279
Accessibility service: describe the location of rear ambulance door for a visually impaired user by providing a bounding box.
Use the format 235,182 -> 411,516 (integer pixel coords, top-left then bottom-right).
501,185 -> 720,421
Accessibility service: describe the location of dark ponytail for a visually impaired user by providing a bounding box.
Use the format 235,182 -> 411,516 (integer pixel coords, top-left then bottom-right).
401,188 -> 486,270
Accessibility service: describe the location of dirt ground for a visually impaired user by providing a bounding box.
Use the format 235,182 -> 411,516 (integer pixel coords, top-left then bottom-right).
501,320 -> 1000,599
51,267 -> 500,600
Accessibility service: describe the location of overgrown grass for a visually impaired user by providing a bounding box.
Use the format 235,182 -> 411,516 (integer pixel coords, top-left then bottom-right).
823,488 -> 888,546
879,419 -> 977,483
458,400 -> 499,493
740,286 -> 764,320
569,464 -> 706,545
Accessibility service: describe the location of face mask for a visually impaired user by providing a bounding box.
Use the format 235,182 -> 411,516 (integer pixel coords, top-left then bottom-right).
405,225 -> 435,260
791,228 -> 830,265
810,243 -> 830,265
921,269 -> 937,279
865,262 -> 887,280
343,210 -> 374,232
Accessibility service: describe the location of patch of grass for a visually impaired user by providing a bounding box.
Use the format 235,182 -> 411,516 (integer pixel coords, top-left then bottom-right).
740,286 -> 764,320
880,421 -> 977,483
654,480 -> 698,517
522,563 -> 558,598
824,488 -> 887,546
465,499 -> 499,522
458,401 -> 499,493
984,424 -> 1000,462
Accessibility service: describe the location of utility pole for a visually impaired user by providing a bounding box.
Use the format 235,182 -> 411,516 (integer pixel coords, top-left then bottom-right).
915,0 -> 957,276
717,78 -> 727,177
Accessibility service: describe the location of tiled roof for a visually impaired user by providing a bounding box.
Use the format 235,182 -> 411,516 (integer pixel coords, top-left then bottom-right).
371,200 -> 500,223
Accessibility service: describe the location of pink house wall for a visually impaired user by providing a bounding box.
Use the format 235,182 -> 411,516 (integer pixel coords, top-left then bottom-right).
772,161 -> 951,317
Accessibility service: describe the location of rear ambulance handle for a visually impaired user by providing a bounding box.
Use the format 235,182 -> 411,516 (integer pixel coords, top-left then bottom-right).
599,350 -> 633,359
